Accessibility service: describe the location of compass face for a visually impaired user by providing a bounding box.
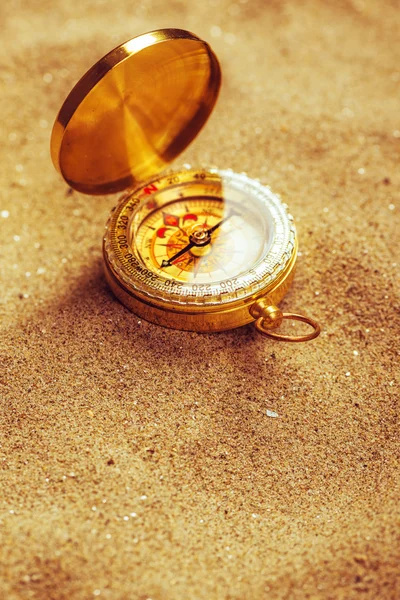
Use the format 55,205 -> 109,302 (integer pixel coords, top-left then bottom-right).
104,168 -> 296,306
135,197 -> 269,284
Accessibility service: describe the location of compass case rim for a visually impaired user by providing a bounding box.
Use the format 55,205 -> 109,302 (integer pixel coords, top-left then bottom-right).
103,245 -> 297,332
102,166 -> 298,330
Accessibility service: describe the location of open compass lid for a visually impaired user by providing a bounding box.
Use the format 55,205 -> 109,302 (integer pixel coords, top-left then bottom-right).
50,29 -> 221,195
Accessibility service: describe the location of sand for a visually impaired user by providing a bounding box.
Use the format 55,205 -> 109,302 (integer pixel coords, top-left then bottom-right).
0,0 -> 399,598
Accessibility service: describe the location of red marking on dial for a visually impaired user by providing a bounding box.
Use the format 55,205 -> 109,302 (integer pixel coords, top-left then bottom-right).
143,184 -> 158,195
172,255 -> 187,264
145,199 -> 158,210
163,213 -> 180,227
156,227 -> 170,238
183,213 -> 198,223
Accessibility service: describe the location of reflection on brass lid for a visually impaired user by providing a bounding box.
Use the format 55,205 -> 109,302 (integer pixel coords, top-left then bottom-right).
51,29 -> 221,195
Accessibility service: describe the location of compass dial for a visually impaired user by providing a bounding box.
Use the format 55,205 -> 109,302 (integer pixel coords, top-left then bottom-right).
135,198 -> 267,284
104,168 -> 296,307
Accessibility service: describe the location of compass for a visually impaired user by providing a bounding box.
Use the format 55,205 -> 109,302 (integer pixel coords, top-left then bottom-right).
51,29 -> 320,342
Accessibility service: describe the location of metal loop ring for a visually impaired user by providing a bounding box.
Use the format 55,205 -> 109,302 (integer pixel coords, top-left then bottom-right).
255,313 -> 321,343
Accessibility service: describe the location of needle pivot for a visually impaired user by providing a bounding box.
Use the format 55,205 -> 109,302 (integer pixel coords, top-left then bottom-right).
189,229 -> 211,246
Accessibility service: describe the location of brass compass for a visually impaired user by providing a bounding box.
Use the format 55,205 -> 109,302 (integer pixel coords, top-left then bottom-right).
51,28 -> 320,342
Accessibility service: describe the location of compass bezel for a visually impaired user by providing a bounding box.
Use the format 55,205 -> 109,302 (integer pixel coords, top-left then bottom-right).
103,168 -> 297,319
